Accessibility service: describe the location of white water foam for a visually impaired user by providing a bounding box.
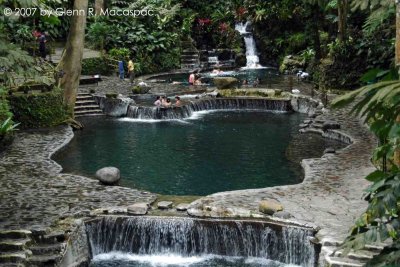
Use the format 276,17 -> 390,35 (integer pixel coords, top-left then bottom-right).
119,118 -> 191,124
120,109 -> 288,124
92,252 -> 302,267
235,22 -> 267,70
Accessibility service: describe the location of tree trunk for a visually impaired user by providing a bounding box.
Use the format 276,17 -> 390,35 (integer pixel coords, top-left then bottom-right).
394,4 -> 400,167
95,0 -> 105,15
396,3 -> 400,168
337,0 -> 349,43
57,0 -> 88,115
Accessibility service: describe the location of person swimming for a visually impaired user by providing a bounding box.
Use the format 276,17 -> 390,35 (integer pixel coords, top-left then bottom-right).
154,96 -> 162,106
175,96 -> 182,107
164,98 -> 172,107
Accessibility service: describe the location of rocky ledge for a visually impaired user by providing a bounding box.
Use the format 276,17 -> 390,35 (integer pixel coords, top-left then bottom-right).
0,126 -> 157,266
187,103 -> 377,266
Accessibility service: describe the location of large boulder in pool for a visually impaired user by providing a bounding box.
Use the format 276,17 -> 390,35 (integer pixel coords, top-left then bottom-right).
213,77 -> 238,89
95,167 -> 121,185
259,199 -> 284,215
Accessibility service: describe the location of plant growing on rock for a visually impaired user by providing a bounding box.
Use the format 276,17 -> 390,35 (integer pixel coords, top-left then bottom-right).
0,117 -> 19,138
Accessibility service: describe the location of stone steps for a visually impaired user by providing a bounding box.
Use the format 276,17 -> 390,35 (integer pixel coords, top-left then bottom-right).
74,93 -> 103,117
0,230 -> 32,266
0,239 -> 31,252
0,253 -> 27,264
0,231 -> 31,240
25,231 -> 67,267
26,255 -> 61,266
180,38 -> 199,69
322,241 -> 385,267
0,263 -> 25,267
74,105 -> 102,111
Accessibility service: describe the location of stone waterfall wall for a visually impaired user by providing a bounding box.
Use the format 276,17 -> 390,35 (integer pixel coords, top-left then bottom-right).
85,216 -> 318,267
59,219 -> 90,267
93,95 -> 134,117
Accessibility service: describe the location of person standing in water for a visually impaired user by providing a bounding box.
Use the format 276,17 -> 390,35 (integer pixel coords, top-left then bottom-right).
175,96 -> 182,107
189,72 -> 195,85
154,96 -> 162,106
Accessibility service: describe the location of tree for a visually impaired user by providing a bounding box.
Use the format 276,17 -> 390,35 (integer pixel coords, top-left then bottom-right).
337,0 -> 349,42
57,0 -> 88,114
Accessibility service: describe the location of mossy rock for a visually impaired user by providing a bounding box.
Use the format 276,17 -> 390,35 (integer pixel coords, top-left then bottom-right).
279,55 -> 305,74
8,89 -> 68,129
259,199 -> 284,215
132,86 -> 150,95
213,77 -> 238,89
235,53 -> 247,67
106,93 -> 118,99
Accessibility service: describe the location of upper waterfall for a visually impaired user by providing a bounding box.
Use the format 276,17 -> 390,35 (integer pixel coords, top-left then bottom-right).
235,21 -> 265,69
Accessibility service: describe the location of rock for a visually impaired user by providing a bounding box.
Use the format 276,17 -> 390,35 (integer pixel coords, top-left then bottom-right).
279,55 -> 305,74
213,77 -> 238,89
235,53 -> 247,67
274,89 -> 282,96
157,201 -> 173,210
259,199 -> 284,215
95,167 -> 120,185
274,211 -> 292,219
176,203 -> 190,212
324,148 -> 336,154
299,123 -> 309,129
304,119 -> 312,124
127,203 -> 149,215
322,121 -> 341,131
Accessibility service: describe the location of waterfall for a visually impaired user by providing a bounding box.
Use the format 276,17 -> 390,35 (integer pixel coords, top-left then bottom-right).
235,21 -> 264,69
86,216 -> 317,266
126,98 -> 292,120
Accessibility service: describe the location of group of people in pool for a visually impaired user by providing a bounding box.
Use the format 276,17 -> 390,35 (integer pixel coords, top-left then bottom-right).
154,96 -> 182,108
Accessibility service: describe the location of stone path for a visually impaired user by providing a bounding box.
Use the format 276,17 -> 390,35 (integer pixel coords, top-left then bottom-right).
187,104 -> 377,246
51,47 -> 101,64
0,126 -> 156,231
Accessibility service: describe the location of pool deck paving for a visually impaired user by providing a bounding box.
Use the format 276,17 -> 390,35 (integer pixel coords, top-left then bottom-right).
0,93 -> 377,266
0,127 -> 157,231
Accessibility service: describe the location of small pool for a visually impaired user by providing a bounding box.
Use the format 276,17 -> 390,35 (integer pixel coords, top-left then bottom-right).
54,111 -> 344,196
149,69 -> 309,92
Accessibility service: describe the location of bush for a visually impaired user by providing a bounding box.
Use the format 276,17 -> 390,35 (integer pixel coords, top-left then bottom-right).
81,57 -> 114,76
8,89 -> 68,129
0,87 -> 12,122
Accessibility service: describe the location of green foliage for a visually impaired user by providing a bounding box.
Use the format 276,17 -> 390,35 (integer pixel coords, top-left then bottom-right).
332,81 -> 400,264
0,117 -> 19,137
109,48 -> 131,61
8,89 -> 68,129
0,87 -> 12,123
86,21 -> 111,51
81,57 -> 114,76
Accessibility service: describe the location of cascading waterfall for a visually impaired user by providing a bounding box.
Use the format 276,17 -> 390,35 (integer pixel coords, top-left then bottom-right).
86,216 -> 317,266
126,98 -> 292,120
235,21 -> 264,69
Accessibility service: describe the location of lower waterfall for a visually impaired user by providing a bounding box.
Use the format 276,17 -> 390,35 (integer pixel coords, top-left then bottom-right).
126,98 -> 292,120
86,216 -> 317,266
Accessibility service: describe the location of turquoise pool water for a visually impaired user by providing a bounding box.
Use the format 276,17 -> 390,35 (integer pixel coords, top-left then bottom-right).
54,111 -> 344,196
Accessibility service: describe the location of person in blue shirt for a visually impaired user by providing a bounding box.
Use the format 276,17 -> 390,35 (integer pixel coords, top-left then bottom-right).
118,60 -> 125,80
